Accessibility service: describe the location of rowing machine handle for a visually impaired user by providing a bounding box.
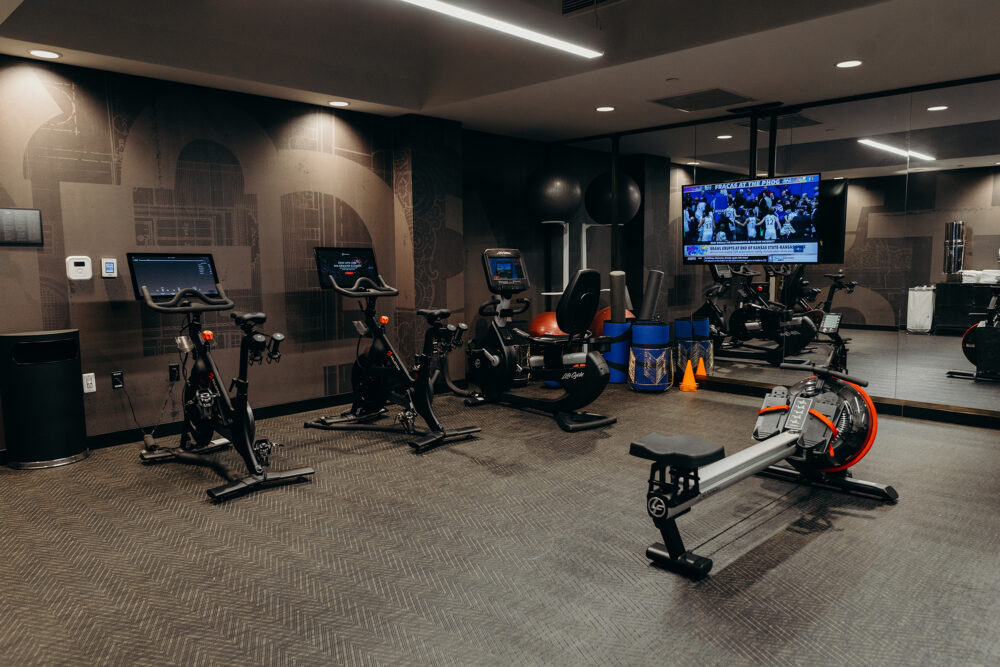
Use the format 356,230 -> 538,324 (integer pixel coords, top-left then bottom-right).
780,362 -> 869,387
140,284 -> 235,313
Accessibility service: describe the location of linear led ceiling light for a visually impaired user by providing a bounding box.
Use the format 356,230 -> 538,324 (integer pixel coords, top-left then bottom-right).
858,138 -> 935,161
397,0 -> 603,58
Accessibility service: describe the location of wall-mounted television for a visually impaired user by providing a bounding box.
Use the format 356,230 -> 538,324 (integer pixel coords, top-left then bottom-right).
0,208 -> 43,246
682,173 -> 821,264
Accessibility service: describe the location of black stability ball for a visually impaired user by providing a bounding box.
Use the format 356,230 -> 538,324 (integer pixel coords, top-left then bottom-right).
525,169 -> 583,221
584,172 -> 642,225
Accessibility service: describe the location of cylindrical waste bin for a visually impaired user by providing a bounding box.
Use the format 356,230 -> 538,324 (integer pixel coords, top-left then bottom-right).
0,330 -> 88,468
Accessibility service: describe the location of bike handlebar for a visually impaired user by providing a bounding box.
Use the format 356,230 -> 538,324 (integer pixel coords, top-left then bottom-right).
780,362 -> 869,387
327,274 -> 399,298
478,296 -> 530,317
140,285 -> 235,313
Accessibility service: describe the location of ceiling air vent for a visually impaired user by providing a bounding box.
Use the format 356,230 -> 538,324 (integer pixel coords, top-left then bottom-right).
651,89 -> 754,112
562,0 -> 618,14
735,114 -> 822,131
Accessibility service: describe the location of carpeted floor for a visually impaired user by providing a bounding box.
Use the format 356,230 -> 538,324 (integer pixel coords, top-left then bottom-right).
1,383 -> 997,665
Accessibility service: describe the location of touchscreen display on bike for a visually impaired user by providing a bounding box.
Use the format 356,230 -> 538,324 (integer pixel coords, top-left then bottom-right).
314,247 -> 380,289
127,253 -> 220,300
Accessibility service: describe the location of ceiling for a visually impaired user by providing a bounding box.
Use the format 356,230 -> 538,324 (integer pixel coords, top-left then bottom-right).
1,0 -> 998,175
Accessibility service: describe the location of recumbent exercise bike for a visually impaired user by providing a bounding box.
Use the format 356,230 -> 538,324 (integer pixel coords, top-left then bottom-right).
630,360 -> 896,578
462,248 -> 616,432
304,246 -> 481,452
128,253 -> 315,502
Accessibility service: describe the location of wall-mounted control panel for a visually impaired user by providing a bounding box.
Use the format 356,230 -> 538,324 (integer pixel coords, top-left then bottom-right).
101,257 -> 117,278
66,256 -> 92,280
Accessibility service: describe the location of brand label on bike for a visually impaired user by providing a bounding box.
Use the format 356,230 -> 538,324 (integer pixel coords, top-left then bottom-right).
561,371 -> 584,380
785,396 -> 813,432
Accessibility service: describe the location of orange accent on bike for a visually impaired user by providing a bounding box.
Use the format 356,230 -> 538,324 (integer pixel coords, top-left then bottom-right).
758,405 -> 789,414
201,330 -> 214,341
380,315 -> 389,324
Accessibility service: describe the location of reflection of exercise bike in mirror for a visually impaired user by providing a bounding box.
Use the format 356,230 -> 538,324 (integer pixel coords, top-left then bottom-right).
463,248 -> 616,432
630,360 -> 896,578
948,284 -> 1000,382
127,253 -> 315,502
694,264 -> 817,366
782,266 -> 857,328
304,247 -> 481,452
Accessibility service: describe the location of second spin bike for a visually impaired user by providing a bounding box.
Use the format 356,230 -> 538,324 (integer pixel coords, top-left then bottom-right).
304,246 -> 481,452
128,252 -> 315,502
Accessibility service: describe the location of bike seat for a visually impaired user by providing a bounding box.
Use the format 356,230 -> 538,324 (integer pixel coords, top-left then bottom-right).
824,273 -> 845,280
232,311 -> 267,326
629,433 -> 725,469
417,308 -> 451,322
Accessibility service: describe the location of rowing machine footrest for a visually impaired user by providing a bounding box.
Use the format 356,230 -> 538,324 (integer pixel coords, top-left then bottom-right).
628,433 -> 724,469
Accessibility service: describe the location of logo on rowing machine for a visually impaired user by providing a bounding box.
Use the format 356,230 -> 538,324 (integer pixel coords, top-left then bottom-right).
647,495 -> 667,518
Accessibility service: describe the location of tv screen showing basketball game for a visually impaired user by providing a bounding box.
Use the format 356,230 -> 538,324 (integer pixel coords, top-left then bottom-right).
682,173 -> 821,264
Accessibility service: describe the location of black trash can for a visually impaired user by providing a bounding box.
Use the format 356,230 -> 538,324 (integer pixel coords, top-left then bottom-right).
0,330 -> 89,468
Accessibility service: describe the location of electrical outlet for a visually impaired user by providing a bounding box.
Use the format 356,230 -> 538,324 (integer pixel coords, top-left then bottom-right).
111,371 -> 124,389
168,363 -> 180,382
82,372 -> 96,394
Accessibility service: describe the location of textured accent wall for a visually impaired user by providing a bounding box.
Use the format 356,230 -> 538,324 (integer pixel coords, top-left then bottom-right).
0,56 -> 462,437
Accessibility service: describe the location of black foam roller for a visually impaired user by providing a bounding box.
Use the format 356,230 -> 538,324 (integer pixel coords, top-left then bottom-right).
638,270 -> 664,321
610,271 -> 627,323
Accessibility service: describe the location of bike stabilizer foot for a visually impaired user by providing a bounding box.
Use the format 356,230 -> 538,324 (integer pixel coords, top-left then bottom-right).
206,467 -> 315,502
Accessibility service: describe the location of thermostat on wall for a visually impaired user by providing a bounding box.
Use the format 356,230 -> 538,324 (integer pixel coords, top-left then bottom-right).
66,256 -> 92,280
101,257 -> 117,278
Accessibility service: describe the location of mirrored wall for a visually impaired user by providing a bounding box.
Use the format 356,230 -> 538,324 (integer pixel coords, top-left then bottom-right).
577,77 -> 1000,414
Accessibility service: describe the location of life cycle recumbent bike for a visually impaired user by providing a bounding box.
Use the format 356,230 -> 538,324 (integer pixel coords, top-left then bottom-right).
128,253 -> 315,502
630,360 -> 896,578
462,248 -> 616,432
304,246 -> 481,452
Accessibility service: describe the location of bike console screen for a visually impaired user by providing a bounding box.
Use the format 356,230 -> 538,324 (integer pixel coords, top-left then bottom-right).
819,312 -> 843,335
314,247 -> 380,290
482,248 -> 530,295
127,253 -> 220,300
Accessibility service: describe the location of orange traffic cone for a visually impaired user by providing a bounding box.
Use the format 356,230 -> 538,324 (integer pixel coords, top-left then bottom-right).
679,360 -> 698,391
695,357 -> 708,379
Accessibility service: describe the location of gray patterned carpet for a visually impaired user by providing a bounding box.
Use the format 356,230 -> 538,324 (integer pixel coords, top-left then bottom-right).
1,383 -> 998,666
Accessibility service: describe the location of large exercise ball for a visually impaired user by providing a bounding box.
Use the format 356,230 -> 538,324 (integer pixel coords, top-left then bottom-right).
525,169 -> 582,221
584,172 -> 642,225
529,312 -> 564,336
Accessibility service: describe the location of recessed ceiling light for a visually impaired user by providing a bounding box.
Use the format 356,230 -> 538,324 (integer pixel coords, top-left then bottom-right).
836,60 -> 863,68
716,134 -> 733,140
28,49 -> 61,59
686,161 -> 700,166
397,0 -> 603,59
595,106 -> 615,112
926,105 -> 948,111
328,101 -> 349,107
834,177 -> 845,180
858,138 -> 935,161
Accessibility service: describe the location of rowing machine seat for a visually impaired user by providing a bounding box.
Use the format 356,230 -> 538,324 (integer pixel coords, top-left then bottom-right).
629,433 -> 725,469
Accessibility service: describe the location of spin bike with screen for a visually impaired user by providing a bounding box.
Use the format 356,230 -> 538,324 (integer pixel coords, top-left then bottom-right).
128,253 -> 315,501
305,247 -> 480,453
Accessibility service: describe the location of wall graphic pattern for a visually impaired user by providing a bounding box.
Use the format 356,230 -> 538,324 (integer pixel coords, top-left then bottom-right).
0,55 -> 462,437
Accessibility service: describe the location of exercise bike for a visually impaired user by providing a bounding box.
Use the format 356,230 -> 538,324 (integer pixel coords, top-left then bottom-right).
127,253 -> 315,502
630,360 -> 896,578
304,246 -> 481,452
947,284 -> 1000,382
782,266 -> 857,328
693,264 -> 816,366
463,248 -> 616,432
